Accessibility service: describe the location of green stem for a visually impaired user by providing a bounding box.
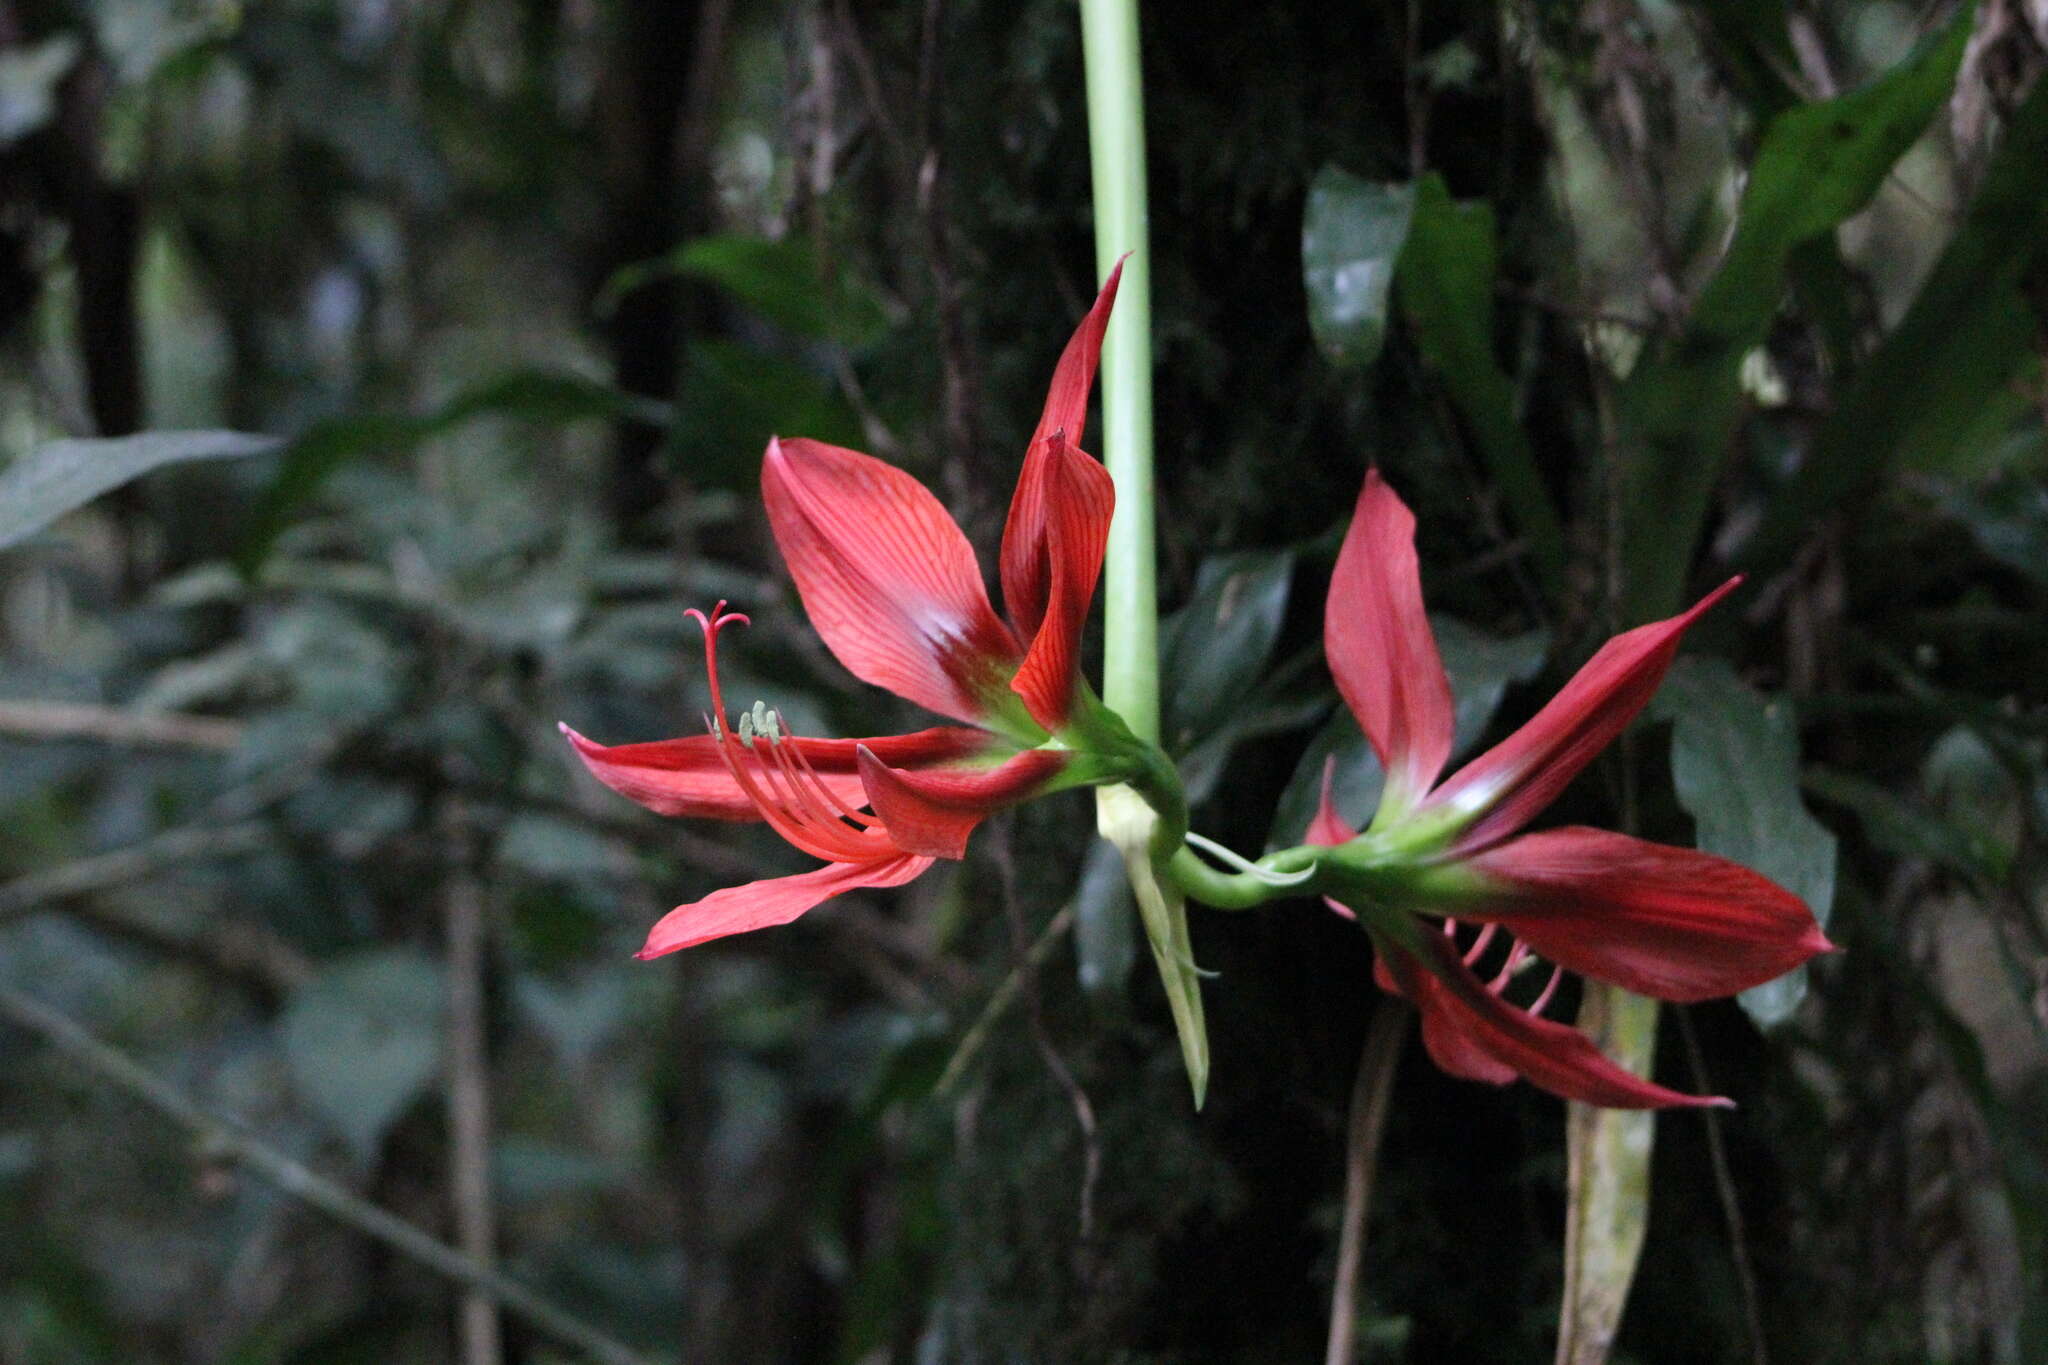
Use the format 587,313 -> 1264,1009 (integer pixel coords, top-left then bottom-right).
1080,0 -> 1158,744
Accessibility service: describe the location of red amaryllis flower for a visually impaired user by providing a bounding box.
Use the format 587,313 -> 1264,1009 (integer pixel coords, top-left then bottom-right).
1311,470 -> 1833,1108
563,265 -> 1131,958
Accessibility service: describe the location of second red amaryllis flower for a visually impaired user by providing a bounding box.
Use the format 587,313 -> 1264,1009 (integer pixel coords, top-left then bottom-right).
1311,471 -> 1832,1108
564,264 -> 1144,958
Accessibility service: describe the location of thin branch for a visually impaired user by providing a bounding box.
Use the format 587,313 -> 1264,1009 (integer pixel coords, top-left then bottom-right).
989,822 -> 1101,1247
1678,1007 -> 1770,1365
0,987 -> 657,1365
1324,996 -> 1409,1365
442,800 -> 502,1365
0,699 -> 245,751
934,904 -> 1074,1096
0,821 -> 271,922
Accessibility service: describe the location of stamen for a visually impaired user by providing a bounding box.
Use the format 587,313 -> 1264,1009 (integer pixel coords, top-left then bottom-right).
1528,964 -> 1564,1017
775,714 -> 876,830
1489,939 -> 1532,994
768,733 -> 874,838
1461,923 -> 1498,966
686,599 -> 892,865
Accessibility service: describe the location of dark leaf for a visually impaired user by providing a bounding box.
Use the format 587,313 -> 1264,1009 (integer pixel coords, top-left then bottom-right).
1654,658 -> 1837,1027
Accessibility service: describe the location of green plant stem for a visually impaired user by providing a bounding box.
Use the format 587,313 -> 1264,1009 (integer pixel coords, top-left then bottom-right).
1080,0 -> 1159,745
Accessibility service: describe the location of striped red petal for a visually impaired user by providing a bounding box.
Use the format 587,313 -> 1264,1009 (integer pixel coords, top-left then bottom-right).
559,723 -> 990,820
1326,471 -> 1455,815
1464,827 -> 1834,1003
635,853 -> 932,958
856,746 -> 1070,858
1378,932 -> 1725,1108
1002,259 -> 1124,642
1428,577 -> 1741,852
763,437 -> 1022,724
1007,435 -> 1114,731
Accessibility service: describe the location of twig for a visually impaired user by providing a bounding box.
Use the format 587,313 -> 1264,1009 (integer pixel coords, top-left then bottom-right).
0,987 -> 657,1365
0,699 -> 245,751
441,800 -> 502,1365
1324,996 -> 1409,1365
933,904 -> 1075,1095
1677,1007 -> 1769,1365
0,821 -> 271,922
989,822 -> 1101,1246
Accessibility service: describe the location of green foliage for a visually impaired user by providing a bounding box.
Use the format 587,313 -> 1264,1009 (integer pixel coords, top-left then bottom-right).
0,431 -> 279,551
1,1 -> 2044,1361
1619,6 -> 1974,620
281,949 -> 446,1159
1396,176 -> 1567,595
601,234 -> 890,350
1302,169 -> 1412,371
1655,658 -> 1838,1027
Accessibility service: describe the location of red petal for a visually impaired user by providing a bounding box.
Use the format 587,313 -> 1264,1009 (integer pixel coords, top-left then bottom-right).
1326,471 -> 1454,812
1429,578 -> 1741,851
763,437 -> 1021,724
1007,435 -> 1114,730
856,747 -> 1069,858
1464,827 -> 1834,1003
1379,933 -> 1726,1108
560,723 -> 990,820
1002,259 -> 1124,641
636,853 -> 932,958
1307,755 -> 1361,847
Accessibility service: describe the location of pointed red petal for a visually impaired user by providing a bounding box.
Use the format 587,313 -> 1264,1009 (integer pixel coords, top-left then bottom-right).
560,723 -> 991,820
1001,259 -> 1125,641
1379,933 -> 1727,1108
1307,755 -> 1362,847
1430,577 -> 1741,850
856,747 -> 1070,859
1400,968 -> 1521,1086
1007,435 -> 1114,730
763,437 -> 1021,724
1464,827 -> 1834,1003
1326,471 -> 1455,812
635,853 -> 932,958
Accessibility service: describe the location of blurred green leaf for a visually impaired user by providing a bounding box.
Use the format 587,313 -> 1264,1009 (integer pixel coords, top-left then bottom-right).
1071,838 -> 1137,998
1397,174 -> 1566,595
1620,8 -> 1971,621
237,370 -> 669,575
1269,709 -> 1379,848
1805,766 -> 2001,890
1654,658 -> 1837,1028
1160,548 -> 1294,754
1434,616 -> 1548,753
674,340 -> 867,491
600,234 -> 889,349
494,1136 -> 620,1203
1302,169 -> 1412,370
1747,60 -> 2048,568
0,34 -> 81,145
1936,476 -> 2048,588
280,948 -> 443,1159
0,431 -> 279,551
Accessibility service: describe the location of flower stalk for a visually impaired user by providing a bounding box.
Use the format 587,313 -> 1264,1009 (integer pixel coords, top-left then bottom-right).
1079,0 -> 1158,744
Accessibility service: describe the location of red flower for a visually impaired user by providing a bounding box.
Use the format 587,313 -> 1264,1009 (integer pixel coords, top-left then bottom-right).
564,264 -> 1129,958
1312,471 -> 1833,1108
